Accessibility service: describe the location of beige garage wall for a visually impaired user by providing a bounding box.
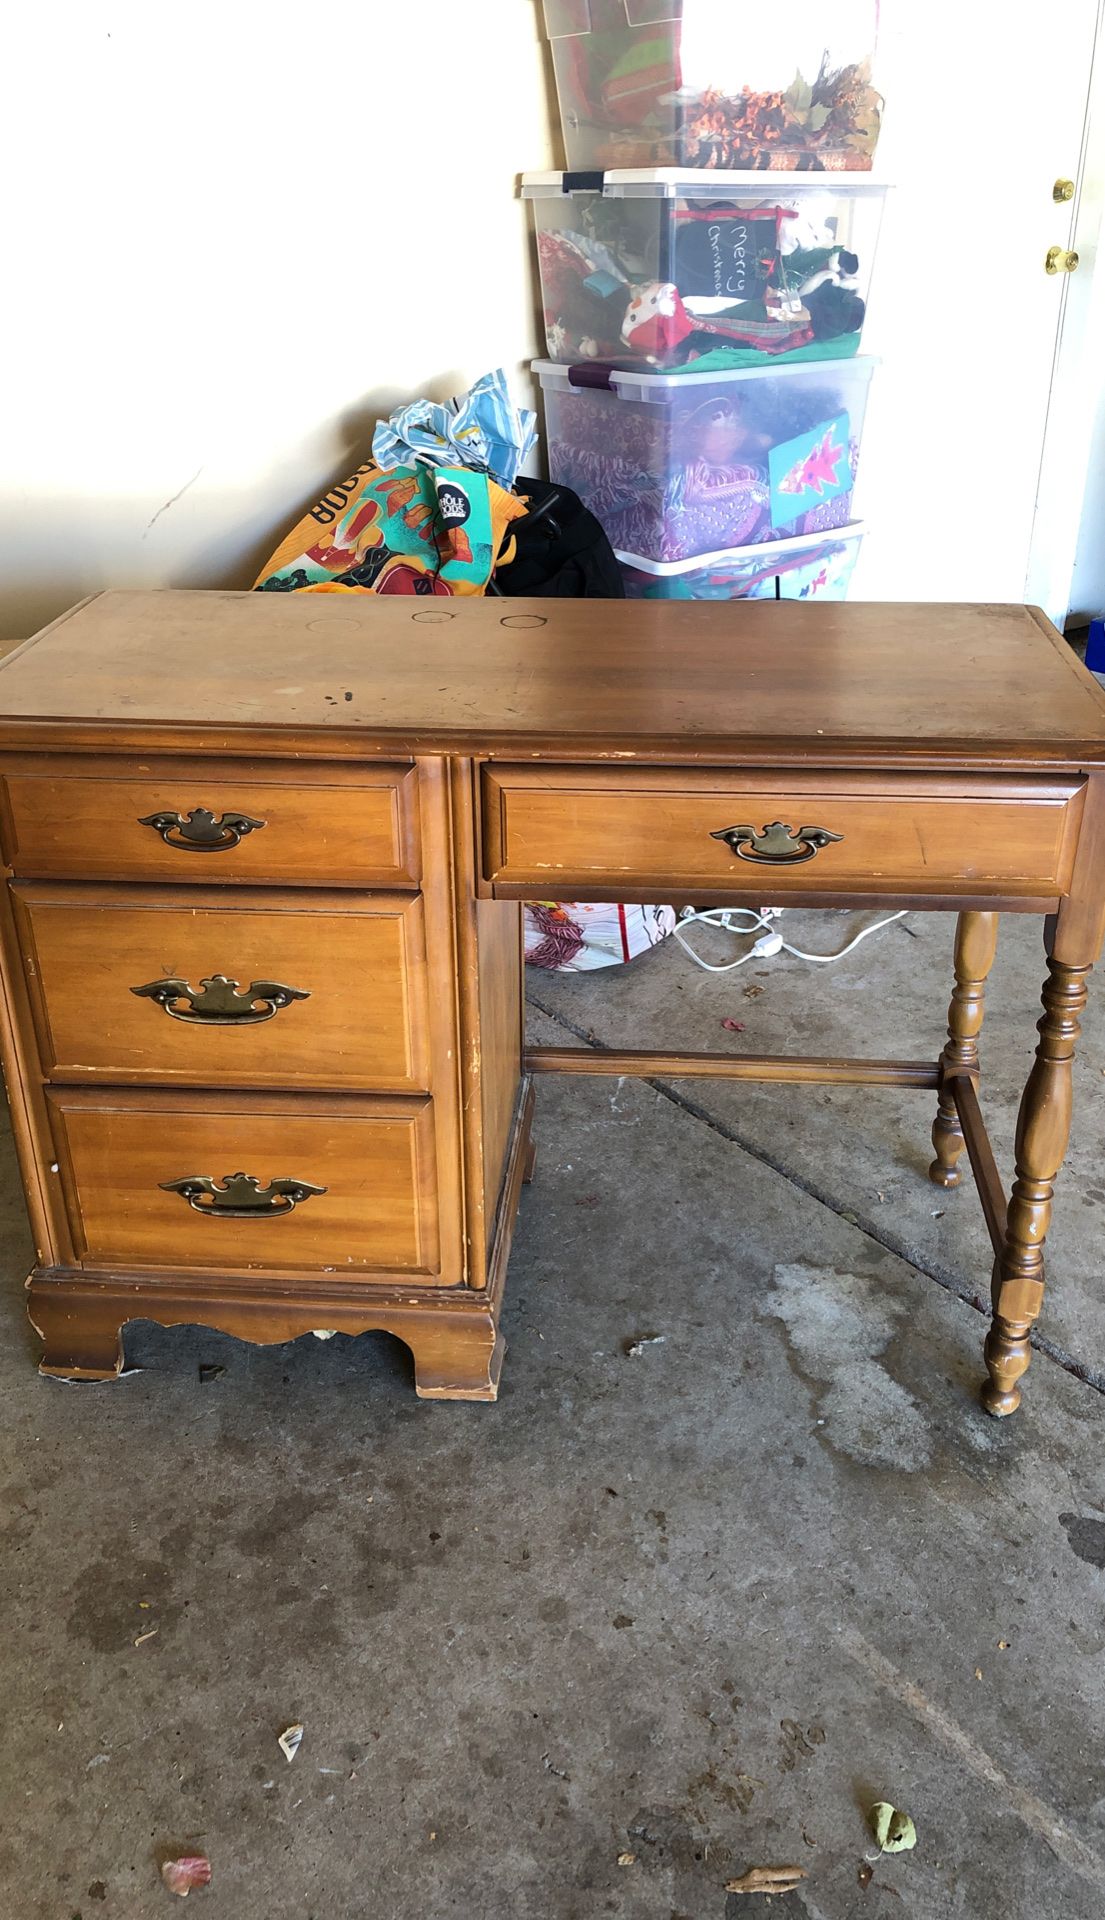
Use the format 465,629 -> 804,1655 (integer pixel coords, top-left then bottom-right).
0,2 -> 559,641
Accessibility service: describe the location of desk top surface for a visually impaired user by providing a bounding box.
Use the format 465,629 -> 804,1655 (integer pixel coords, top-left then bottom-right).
3,590 -> 1105,765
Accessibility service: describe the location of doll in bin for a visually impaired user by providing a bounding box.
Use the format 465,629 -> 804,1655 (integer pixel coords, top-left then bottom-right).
677,378 -> 842,474
675,395 -> 772,553
681,396 -> 754,473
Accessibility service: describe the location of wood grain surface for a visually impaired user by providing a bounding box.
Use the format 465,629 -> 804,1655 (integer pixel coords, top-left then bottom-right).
1,592 -> 1103,763
47,1087 -> 443,1280
13,883 -> 430,1091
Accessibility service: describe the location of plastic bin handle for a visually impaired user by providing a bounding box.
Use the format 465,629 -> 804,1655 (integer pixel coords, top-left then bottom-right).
566,363 -> 616,391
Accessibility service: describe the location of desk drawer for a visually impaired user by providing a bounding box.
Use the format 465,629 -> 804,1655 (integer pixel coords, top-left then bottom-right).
1,762 -> 420,887
481,765 -> 1085,897
47,1088 -> 444,1281
14,884 -> 430,1092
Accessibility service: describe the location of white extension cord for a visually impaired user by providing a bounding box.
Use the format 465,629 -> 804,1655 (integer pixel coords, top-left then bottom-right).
672,903 -> 907,974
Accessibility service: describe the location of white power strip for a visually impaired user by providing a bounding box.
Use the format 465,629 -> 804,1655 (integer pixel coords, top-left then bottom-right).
673,903 -> 907,974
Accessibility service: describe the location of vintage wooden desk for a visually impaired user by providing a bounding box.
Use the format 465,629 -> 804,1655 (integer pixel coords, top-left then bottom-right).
0,592 -> 1101,1417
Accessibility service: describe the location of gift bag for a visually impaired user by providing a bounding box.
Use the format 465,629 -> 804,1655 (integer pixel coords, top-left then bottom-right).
255,461 -> 527,597
525,901 -> 677,971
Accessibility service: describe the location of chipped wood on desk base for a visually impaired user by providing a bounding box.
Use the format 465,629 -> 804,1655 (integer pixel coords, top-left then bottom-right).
29,1083 -> 533,1402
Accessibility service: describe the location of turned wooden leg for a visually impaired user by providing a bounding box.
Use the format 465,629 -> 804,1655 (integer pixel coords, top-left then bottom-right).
929,911 -> 999,1188
982,952 -> 1091,1416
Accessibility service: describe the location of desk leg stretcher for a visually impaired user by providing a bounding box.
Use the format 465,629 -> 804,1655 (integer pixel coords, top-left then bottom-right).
529,911 -> 1097,1420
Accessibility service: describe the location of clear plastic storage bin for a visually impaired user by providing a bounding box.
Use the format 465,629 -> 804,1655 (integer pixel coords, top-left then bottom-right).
524,169 -> 886,370
535,356 -> 874,563
618,524 -> 865,600
542,0 -> 881,172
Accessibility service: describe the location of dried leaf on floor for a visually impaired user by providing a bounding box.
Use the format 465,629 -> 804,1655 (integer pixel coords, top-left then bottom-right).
160,1855 -> 211,1897
617,1851 -> 636,1867
742,984 -> 766,999
725,1865 -> 807,1894
278,1722 -> 304,1763
869,1802 -> 917,1853
721,1018 -> 745,1032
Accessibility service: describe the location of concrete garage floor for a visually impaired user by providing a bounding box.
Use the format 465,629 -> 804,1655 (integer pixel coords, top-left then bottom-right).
2,911 -> 1104,1919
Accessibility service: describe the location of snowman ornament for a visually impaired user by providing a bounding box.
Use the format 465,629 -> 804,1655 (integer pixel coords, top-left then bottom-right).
621,282 -> 693,364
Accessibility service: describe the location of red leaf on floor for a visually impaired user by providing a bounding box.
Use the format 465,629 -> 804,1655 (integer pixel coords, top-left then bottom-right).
721,1018 -> 745,1032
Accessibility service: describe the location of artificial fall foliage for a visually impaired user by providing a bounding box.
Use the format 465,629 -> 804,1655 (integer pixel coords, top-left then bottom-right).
680,59 -> 882,171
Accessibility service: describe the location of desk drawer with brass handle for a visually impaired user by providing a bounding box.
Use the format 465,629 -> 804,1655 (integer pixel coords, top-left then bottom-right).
1,761 -> 421,887
480,765 -> 1086,899
13,884 -> 431,1092
46,1087 -> 444,1280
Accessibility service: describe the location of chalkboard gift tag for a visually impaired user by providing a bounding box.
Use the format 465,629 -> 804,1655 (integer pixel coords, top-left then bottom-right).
671,211 -> 779,302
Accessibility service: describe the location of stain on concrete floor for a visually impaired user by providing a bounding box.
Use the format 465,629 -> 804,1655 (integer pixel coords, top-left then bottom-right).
1060,1512 -> 1105,1569
764,1262 -> 936,1472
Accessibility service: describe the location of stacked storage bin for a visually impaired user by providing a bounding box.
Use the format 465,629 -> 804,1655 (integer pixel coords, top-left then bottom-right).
526,1 -> 886,601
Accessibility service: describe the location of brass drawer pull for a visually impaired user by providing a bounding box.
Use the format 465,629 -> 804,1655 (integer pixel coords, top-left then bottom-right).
711,820 -> 844,864
131,974 -> 310,1025
160,1172 -> 327,1218
138,807 -> 267,851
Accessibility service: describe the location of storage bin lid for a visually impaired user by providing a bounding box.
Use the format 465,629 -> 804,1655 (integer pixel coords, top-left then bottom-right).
543,0 -> 684,31
522,167 -> 889,200
533,356 -> 877,399
542,1 -> 878,42
615,522 -> 866,575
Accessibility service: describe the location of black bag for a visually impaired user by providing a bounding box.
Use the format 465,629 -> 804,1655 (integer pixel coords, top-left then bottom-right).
493,476 -> 624,598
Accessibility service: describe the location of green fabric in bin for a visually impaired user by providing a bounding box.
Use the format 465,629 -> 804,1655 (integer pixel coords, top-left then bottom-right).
671,333 -> 861,376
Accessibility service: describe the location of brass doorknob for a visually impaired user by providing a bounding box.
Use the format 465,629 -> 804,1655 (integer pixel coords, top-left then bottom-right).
1045,246 -> 1079,274
1053,177 -> 1075,202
